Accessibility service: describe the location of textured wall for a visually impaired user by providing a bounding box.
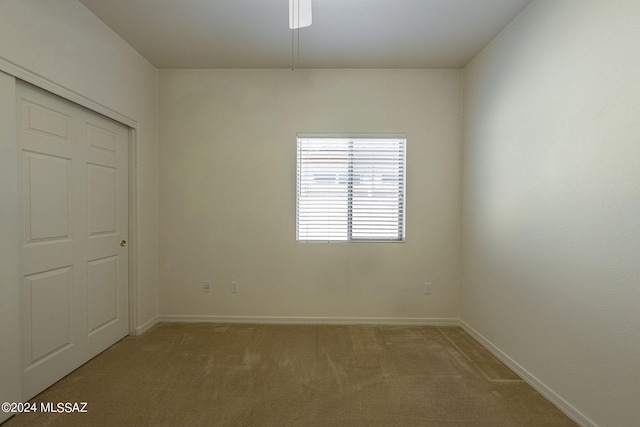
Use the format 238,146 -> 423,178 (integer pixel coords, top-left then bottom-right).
462,1 -> 640,425
158,69 -> 462,322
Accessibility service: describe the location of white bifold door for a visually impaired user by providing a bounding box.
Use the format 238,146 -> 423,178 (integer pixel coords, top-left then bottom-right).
17,81 -> 129,399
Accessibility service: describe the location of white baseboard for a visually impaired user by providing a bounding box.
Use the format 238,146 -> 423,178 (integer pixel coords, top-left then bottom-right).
133,316 -> 160,336
158,315 -> 460,326
460,321 -> 596,427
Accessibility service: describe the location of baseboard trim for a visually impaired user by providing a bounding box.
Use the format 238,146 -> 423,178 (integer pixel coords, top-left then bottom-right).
159,315 -> 460,326
460,321 -> 596,427
133,316 -> 160,336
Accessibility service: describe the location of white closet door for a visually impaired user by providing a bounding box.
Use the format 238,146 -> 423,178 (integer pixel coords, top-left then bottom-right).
17,81 -> 129,399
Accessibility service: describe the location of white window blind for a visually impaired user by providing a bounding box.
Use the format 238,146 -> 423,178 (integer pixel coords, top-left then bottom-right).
296,136 -> 406,242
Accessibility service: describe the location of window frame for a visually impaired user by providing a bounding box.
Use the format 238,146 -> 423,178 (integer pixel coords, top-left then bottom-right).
296,133 -> 407,243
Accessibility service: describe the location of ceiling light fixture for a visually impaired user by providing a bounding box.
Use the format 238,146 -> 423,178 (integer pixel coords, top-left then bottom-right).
289,0 -> 312,29
289,0 -> 312,70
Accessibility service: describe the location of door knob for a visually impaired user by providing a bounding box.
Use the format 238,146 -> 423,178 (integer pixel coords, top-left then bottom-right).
120,240 -> 127,247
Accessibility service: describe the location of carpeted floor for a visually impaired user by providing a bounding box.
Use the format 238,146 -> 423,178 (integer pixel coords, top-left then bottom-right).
4,323 -> 577,426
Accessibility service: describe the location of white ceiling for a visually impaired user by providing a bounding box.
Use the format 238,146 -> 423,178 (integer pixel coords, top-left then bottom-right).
78,0 -> 532,69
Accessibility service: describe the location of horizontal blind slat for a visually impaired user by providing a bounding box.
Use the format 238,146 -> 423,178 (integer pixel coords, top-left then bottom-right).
297,137 -> 405,241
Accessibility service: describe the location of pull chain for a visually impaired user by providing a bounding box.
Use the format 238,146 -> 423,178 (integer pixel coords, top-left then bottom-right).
297,0 -> 300,59
292,27 -> 294,71
291,0 -> 304,71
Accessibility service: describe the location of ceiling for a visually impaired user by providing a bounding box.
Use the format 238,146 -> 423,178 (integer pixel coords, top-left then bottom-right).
78,0 -> 532,69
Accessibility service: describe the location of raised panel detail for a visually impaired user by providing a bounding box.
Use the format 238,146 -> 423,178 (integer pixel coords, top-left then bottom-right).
88,257 -> 118,335
22,101 -> 71,141
87,123 -> 117,154
87,164 -> 117,236
18,81 -> 130,401
25,267 -> 72,364
24,152 -> 71,243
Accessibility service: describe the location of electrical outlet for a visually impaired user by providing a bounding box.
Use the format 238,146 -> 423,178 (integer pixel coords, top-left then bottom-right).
203,281 -> 212,293
423,282 -> 432,295
231,281 -> 238,293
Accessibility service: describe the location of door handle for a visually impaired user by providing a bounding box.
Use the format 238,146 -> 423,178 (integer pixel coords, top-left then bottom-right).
120,240 -> 127,247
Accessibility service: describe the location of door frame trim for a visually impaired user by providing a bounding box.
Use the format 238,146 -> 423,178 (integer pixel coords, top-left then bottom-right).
0,70 -> 21,423
0,58 -> 140,337
0,58 -> 136,128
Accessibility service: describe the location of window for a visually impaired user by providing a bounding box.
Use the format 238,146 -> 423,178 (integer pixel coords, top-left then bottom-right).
296,135 -> 406,242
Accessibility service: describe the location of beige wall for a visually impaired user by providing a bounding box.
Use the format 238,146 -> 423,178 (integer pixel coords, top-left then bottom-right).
0,0 -> 159,412
158,69 -> 462,322
462,1 -> 640,425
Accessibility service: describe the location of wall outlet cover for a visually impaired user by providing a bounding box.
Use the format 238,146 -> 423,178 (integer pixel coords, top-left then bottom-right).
424,282 -> 432,294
